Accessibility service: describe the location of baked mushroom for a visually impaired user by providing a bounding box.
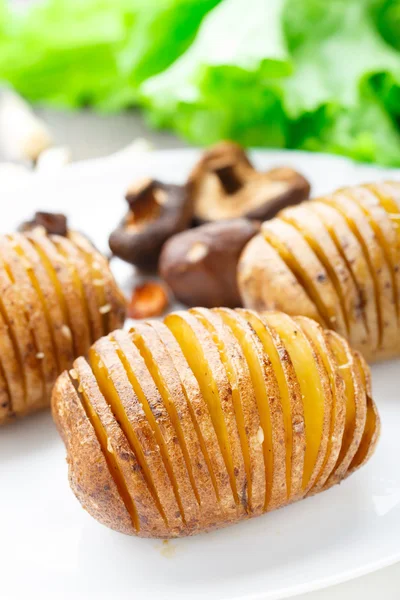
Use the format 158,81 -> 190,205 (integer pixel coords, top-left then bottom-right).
19,211 -> 68,236
188,141 -> 311,223
159,218 -> 260,308
109,178 -> 193,270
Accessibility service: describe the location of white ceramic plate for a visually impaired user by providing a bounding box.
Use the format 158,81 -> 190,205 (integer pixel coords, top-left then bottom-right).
1,149 -> 399,600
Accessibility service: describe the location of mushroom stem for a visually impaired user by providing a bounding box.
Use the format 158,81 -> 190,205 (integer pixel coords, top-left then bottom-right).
210,161 -> 244,195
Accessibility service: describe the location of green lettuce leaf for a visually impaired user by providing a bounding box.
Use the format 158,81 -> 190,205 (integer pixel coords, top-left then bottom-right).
0,0 -> 219,110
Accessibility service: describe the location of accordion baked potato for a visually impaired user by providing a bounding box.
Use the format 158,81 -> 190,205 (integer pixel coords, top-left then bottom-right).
0,227 -> 126,425
52,308 -> 379,538
238,182 -> 400,363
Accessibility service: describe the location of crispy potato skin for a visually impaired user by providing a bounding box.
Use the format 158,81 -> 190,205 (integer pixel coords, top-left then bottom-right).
238,182 -> 400,363
53,309 -> 379,538
0,229 -> 126,425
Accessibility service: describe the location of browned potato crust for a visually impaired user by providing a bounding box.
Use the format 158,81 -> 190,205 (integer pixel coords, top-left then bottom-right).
239,182 -> 400,362
52,308 -> 380,537
0,228 -> 126,425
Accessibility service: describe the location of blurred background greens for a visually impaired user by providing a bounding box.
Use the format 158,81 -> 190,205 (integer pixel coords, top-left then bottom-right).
1,0 -> 400,165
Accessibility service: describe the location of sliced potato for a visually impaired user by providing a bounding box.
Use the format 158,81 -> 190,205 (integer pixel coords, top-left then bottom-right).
215,308 -> 287,511
149,319 -> 236,520
239,308 -> 305,502
311,201 -> 379,359
262,219 -> 347,334
89,333 -> 184,535
129,320 -> 222,527
263,312 -> 331,493
293,316 -> 346,493
10,232 -> 74,373
348,186 -> 400,325
52,371 -> 136,536
0,258 -> 43,412
70,231 -> 126,332
280,204 -> 368,346
346,352 -> 380,477
238,233 -> 321,323
191,307 -> 266,515
323,331 -> 367,488
164,311 -> 247,517
54,308 -> 379,537
4,235 -> 58,400
322,192 -> 397,356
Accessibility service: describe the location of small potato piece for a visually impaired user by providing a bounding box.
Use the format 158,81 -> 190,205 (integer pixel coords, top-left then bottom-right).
53,308 -> 379,537
159,219 -> 260,308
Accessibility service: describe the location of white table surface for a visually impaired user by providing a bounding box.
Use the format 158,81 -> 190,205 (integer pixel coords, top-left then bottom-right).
13,107 -> 400,599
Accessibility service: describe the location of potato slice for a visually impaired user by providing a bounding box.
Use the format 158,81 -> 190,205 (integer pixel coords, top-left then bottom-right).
264,312 -> 331,493
280,205 -> 369,347
238,233 -> 321,323
215,308 -> 287,511
239,308 -> 305,502
52,371 -> 137,536
311,201 -> 379,359
69,231 -> 126,332
347,186 -> 400,328
322,192 -> 397,357
10,233 -> 74,373
90,332 -> 186,534
262,220 -> 347,334
4,235 -> 59,400
149,319 -> 236,521
164,311 -> 247,515
293,317 -> 346,493
123,326 -> 202,528
0,259 -> 43,412
346,352 -> 380,476
0,343 -> 11,422
27,229 -> 86,358
51,235 -> 92,355
130,320 -> 222,527
323,331 -> 367,489
52,235 -> 103,345
191,307 -> 266,515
